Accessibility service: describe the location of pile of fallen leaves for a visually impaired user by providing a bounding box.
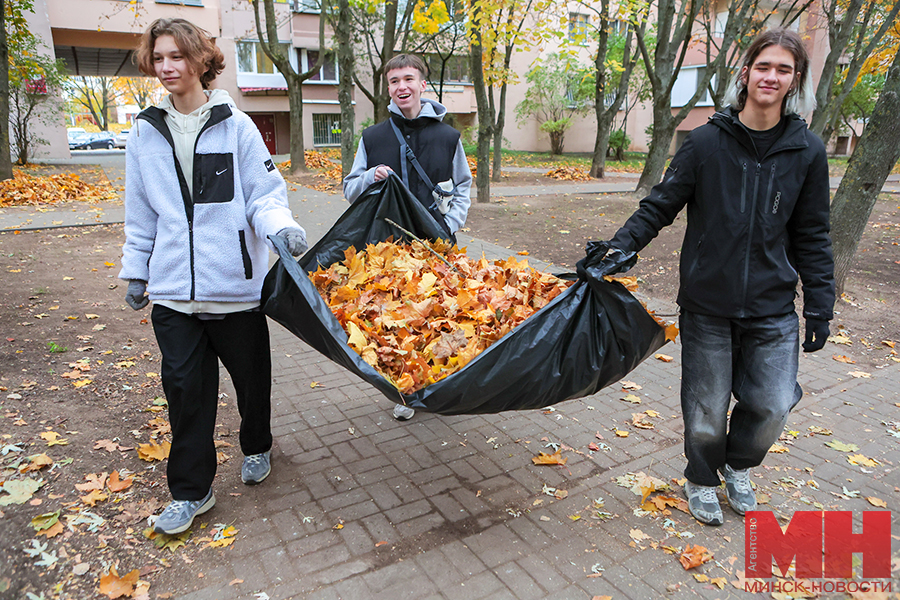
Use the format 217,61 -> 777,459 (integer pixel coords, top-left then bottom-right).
0,169 -> 119,207
545,166 -> 592,181
304,150 -> 334,170
467,155 -> 478,176
310,239 -> 573,394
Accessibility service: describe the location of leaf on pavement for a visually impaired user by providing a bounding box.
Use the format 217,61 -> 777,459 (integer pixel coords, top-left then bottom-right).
866,496 -> 887,508
825,440 -> 859,452
832,355 -> 855,363
679,544 -> 713,570
99,566 -> 140,599
532,450 -> 567,466
620,380 -> 641,390
655,353 -> 673,362
143,527 -> 191,552
828,333 -> 852,345
37,520 -> 64,538
847,370 -> 871,378
620,393 -> 641,404
768,444 -> 789,453
631,413 -> 655,429
137,441 -> 171,462
629,528 -> 652,543
847,454 -> 880,467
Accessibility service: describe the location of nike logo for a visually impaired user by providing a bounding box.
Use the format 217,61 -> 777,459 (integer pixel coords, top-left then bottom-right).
216,168 -> 227,175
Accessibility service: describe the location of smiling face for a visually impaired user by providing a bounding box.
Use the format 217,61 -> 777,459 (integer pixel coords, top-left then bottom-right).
153,34 -> 202,98
387,66 -> 427,119
741,44 -> 798,113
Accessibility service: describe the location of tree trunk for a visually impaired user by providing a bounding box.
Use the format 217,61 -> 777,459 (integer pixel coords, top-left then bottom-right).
549,130 -> 564,155
469,24 -> 491,203
490,81 -> 508,183
335,0 -> 355,177
830,50 -> 900,297
635,106 -> 675,195
286,77 -> 308,175
0,0 -> 13,181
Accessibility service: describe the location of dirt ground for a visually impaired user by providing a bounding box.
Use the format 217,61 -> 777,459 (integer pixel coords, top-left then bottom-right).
0,172 -> 897,598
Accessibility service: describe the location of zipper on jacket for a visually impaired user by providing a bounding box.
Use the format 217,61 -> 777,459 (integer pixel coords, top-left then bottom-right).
765,163 -> 776,215
741,163 -> 762,314
740,163 -> 748,213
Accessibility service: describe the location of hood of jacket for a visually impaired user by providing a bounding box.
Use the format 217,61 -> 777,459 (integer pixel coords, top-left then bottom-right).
388,97 -> 448,123
708,106 -> 810,160
156,88 -> 234,135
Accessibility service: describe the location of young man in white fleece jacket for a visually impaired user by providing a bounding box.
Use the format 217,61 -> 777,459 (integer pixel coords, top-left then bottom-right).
119,18 -> 307,535
343,53 -> 472,421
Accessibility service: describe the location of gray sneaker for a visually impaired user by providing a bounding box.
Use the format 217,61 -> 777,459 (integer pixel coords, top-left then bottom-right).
154,488 -> 215,534
719,464 -> 757,515
392,403 -> 415,421
683,480 -> 724,526
242,450 -> 271,485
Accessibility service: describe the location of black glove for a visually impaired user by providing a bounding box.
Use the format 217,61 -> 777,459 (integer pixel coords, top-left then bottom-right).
278,227 -> 308,257
576,241 -> 638,280
802,318 -> 829,352
125,280 -> 149,310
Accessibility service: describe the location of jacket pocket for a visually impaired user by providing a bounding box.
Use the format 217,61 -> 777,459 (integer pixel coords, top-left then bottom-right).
196,153 -> 235,204
239,230 -> 253,280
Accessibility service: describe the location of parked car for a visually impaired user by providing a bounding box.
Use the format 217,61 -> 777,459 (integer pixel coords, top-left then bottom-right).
114,129 -> 130,148
66,127 -> 86,143
70,131 -> 116,150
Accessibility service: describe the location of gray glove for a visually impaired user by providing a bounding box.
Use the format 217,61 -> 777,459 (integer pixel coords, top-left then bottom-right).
278,227 -> 308,257
125,280 -> 149,310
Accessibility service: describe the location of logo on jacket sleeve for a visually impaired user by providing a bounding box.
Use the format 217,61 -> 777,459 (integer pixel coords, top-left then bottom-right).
264,159 -> 275,172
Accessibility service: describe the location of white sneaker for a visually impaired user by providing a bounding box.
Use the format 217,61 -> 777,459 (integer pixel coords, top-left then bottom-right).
719,464 -> 757,515
392,403 -> 415,421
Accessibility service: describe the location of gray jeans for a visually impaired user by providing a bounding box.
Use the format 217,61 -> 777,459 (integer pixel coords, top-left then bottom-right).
680,311 -> 802,486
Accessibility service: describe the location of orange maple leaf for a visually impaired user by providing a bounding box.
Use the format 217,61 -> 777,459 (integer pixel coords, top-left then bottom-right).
679,544 -> 713,569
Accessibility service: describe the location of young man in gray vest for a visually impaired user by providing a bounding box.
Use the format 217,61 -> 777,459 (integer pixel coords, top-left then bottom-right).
343,53 -> 472,421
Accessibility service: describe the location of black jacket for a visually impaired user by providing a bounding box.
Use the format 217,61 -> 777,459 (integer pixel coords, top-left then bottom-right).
611,107 -> 835,320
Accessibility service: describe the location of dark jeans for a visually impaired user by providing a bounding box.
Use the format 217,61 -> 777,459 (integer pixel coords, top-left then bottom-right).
152,305 -> 273,500
680,310 -> 802,486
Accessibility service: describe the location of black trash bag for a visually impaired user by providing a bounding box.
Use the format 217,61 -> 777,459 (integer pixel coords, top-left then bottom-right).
262,174 -> 668,415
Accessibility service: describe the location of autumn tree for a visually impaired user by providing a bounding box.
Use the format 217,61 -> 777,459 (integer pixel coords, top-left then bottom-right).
121,76 -> 165,109
2,0 -> 35,180
412,0 -> 469,107
515,53 -> 591,154
574,1 -> 642,178
8,27 -> 66,164
251,0 -> 326,175
329,0 -> 355,176
808,0 -> 900,145
468,0 -> 552,202
829,47 -> 900,296
66,76 -> 122,130
628,0 -> 779,196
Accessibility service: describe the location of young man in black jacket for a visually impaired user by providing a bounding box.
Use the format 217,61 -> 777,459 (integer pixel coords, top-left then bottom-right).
595,28 -> 834,525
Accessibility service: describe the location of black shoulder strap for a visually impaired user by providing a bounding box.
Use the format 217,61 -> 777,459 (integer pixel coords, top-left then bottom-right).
389,119 -> 437,191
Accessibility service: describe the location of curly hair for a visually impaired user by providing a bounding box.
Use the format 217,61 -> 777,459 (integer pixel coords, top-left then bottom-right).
136,18 -> 225,90
723,27 -> 816,116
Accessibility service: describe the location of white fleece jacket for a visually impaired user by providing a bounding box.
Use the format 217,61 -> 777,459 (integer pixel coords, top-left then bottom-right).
119,91 -> 302,304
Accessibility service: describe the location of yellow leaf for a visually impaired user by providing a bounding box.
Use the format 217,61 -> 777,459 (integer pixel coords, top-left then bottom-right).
866,496 -> 887,508
20,453 -> 53,473
620,393 -> 641,404
85,314 -> 99,319
40,431 -> 69,446
768,443 -> 789,453
72,379 -> 92,388
614,429 -> 629,437
847,370 -> 871,378
532,450 -> 567,465
832,354 -> 855,363
137,441 -> 171,462
848,454 -> 880,467
80,489 -> 108,506
108,470 -> 134,492
99,567 -> 139,599
655,353 -> 673,362
36,520 -> 64,538
347,321 -> 368,350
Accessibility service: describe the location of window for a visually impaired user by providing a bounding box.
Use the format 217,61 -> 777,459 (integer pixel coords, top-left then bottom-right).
609,19 -> 629,37
312,114 -> 341,146
714,11 -> 728,37
236,41 -> 289,74
303,50 -> 338,82
568,13 -> 590,44
426,54 -> 469,83
155,0 -> 204,6
292,0 -> 320,13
